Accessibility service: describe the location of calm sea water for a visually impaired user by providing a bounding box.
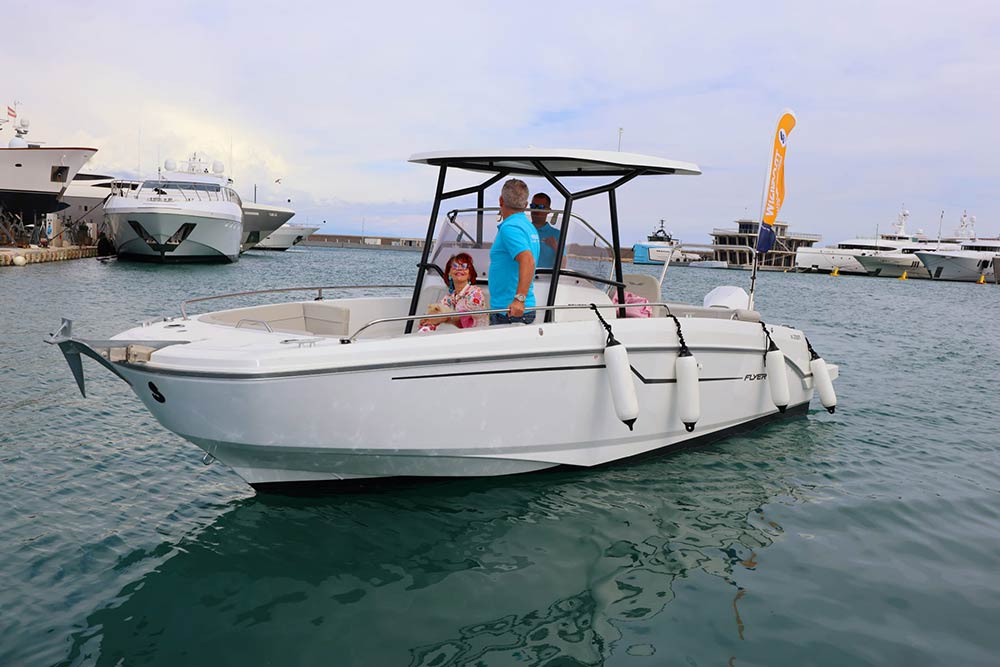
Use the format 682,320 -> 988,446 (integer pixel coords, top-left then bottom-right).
1,248 -> 998,666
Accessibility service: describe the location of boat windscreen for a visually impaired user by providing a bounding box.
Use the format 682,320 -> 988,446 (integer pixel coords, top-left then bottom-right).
427,208 -> 614,286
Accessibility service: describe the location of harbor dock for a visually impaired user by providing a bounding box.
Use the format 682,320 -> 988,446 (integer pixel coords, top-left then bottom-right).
1,245 -> 97,266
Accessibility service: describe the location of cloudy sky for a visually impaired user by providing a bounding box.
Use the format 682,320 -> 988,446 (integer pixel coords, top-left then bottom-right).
4,1 -> 998,244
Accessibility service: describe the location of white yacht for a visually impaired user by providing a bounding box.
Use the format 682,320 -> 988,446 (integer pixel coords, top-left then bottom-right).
241,202 -> 295,252
48,148 -> 838,492
915,238 -> 1000,282
104,155 -> 243,263
0,115 -> 97,242
855,211 -> 975,278
794,207 -> 926,274
255,223 -> 318,250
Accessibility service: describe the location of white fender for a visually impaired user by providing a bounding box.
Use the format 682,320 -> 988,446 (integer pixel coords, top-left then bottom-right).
810,357 -> 837,414
675,352 -> 700,432
765,347 -> 790,413
604,341 -> 639,430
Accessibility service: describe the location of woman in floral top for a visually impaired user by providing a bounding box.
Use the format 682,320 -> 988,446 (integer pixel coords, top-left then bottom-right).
419,253 -> 488,330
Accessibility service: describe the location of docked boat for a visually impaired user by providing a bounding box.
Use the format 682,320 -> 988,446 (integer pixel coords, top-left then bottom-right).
48,148 -> 838,491
794,207 -> 926,274
241,202 -> 296,252
915,238 -> 1000,282
632,221 -> 680,264
855,211 -> 974,278
0,115 -> 97,243
255,223 -> 318,250
104,155 -> 243,263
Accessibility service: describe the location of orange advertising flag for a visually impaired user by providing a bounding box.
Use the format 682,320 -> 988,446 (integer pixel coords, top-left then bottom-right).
756,111 -> 797,253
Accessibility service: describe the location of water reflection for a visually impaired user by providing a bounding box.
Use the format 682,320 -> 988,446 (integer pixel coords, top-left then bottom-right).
58,435 -> 819,666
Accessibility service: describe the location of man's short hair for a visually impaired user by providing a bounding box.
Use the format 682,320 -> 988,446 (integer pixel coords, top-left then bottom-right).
532,192 -> 552,207
501,179 -> 529,210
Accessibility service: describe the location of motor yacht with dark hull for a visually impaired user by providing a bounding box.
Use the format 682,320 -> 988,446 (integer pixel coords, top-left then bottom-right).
240,202 -> 295,252
104,156 -> 243,263
49,148 -> 838,491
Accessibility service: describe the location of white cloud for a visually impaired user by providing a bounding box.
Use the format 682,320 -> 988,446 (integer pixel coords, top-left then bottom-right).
4,0 -> 999,241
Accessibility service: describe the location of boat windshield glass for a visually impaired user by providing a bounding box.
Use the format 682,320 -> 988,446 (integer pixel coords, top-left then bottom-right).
427,208 -> 614,286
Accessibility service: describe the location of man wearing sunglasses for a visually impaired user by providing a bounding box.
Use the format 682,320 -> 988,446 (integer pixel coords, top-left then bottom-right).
529,192 -> 559,269
489,179 -> 540,325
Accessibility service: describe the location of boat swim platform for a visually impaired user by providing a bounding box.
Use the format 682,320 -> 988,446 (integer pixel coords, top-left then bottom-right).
1,245 -> 98,267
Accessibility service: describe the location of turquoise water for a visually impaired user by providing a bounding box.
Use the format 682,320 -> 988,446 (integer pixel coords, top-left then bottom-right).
2,248 -> 999,666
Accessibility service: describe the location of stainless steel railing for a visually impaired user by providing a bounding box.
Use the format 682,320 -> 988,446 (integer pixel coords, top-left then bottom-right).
344,301 -> 703,342
180,285 -> 412,319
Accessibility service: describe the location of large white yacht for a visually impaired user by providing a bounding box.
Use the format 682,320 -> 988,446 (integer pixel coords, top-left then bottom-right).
855,212 -> 975,278
241,202 -> 295,252
48,148 -> 838,492
255,222 -> 318,250
0,115 -> 97,242
794,207 -> 926,274
104,155 -> 243,263
915,237 -> 1000,282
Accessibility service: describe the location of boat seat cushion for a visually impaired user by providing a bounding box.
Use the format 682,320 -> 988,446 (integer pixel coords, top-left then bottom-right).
621,273 -> 661,304
199,302 -> 351,336
302,302 -> 351,336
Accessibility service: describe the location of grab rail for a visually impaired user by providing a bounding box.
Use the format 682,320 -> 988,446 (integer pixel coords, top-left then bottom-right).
180,285 -> 412,319
344,301 -> 701,342
235,319 -> 274,332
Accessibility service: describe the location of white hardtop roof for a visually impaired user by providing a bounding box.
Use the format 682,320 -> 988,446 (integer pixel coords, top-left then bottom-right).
408,148 -> 701,177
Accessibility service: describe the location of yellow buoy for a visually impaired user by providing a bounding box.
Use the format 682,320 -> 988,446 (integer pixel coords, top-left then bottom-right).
830,266 -> 840,277
977,274 -> 986,284
899,270 -> 908,280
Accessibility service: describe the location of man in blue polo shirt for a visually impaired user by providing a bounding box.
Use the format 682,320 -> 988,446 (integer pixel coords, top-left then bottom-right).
489,178 -> 540,325
529,191 -> 560,269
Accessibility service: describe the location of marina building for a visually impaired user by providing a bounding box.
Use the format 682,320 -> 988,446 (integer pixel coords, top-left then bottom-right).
710,219 -> 821,269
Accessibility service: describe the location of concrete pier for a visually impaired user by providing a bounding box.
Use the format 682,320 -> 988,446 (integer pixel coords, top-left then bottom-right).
0,246 -> 98,267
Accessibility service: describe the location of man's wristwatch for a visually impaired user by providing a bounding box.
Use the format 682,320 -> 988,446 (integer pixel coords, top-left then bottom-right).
513,294 -> 526,303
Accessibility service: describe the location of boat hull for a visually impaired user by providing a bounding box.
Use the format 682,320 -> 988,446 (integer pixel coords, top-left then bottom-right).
106,208 -> 242,263
794,247 -> 869,274
916,251 -> 998,282
855,253 -> 931,279
98,316 -> 825,488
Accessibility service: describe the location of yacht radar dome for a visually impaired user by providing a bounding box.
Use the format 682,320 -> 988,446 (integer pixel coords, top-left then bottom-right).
212,160 -> 225,175
164,158 -> 177,172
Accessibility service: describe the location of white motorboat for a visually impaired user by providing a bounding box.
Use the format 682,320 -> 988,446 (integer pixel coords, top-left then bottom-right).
255,223 -> 318,250
794,207 -> 927,274
241,202 -> 295,252
104,154 -> 243,263
915,238 -> 1000,282
48,148 -> 839,492
0,115 -> 97,242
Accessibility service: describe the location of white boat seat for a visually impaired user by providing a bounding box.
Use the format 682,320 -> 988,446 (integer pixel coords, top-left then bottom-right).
621,273 -> 661,303
660,302 -> 761,322
199,302 -> 351,336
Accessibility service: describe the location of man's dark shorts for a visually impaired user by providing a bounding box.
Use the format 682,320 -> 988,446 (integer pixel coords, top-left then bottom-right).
489,312 -> 537,325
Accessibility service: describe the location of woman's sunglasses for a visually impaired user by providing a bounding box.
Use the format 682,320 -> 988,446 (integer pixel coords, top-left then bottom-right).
529,203 -> 547,210
450,262 -> 470,271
